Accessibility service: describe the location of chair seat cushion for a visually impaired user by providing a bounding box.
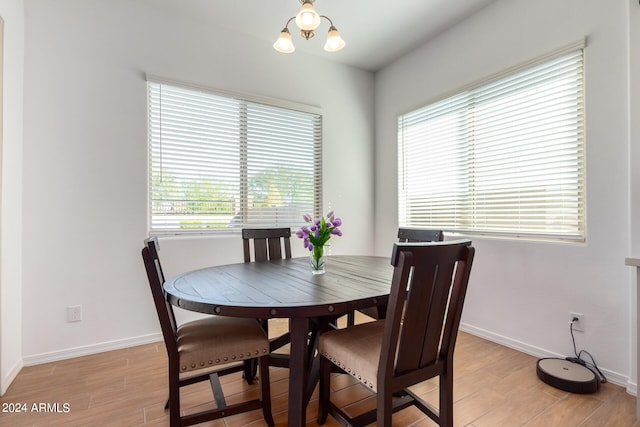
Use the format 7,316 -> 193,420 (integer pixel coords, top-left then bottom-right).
319,320 -> 385,391
177,316 -> 269,373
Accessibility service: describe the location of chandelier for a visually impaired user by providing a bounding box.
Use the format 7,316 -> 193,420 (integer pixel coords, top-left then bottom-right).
273,0 -> 346,54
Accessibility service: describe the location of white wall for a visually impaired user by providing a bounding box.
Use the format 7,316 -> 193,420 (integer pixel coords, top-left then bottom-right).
0,0 -> 23,395
21,0 -> 374,362
375,0 -> 634,390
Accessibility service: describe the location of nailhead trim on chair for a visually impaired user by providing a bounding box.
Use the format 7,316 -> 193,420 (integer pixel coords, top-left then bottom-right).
181,347 -> 269,372
321,351 -> 376,390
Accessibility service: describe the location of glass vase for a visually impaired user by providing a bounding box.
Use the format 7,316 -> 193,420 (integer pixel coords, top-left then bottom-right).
310,245 -> 326,275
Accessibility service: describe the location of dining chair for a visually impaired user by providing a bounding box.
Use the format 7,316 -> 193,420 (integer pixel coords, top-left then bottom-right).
346,228 -> 445,326
242,227 -> 293,366
317,240 -> 475,427
142,244 -> 274,427
242,227 -> 292,263
144,237 -> 257,384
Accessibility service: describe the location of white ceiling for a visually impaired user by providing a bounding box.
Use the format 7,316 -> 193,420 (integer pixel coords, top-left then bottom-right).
150,0 -> 498,72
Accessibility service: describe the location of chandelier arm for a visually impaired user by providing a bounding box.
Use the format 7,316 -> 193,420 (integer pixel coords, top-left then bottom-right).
282,16 -> 296,29
319,15 -> 335,27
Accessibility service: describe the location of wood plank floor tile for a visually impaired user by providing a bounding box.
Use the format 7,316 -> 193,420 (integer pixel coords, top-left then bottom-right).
525,393 -> 605,427
472,383 -> 565,427
580,387 -> 638,427
0,328 -> 637,426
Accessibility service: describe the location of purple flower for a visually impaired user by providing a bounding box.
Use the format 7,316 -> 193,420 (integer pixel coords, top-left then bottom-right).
295,211 -> 344,253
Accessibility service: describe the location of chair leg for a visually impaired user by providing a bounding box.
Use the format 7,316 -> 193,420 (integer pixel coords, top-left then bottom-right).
439,371 -> 454,427
243,359 -> 254,385
168,370 -> 181,427
346,311 -> 355,327
377,388 -> 393,427
258,354 -> 274,427
248,318 -> 269,381
317,355 -> 331,424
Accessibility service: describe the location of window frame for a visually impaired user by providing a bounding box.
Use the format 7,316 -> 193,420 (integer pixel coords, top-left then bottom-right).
397,41 -> 586,243
146,76 -> 323,236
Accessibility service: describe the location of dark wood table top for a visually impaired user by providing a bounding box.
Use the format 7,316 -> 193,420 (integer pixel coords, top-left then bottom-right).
163,255 -> 393,319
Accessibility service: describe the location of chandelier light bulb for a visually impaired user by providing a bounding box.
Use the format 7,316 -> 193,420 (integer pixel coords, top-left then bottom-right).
324,27 -> 345,52
295,2 -> 321,31
273,28 -> 295,53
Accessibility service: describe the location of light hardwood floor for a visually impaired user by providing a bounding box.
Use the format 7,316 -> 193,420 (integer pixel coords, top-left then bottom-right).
1,317 -> 638,427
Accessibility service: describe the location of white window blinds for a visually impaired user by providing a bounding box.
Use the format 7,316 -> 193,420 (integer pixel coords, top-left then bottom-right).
398,47 -> 585,241
148,80 -> 322,234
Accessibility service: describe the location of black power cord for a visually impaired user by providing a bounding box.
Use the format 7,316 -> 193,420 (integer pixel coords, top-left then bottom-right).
567,320 -> 607,383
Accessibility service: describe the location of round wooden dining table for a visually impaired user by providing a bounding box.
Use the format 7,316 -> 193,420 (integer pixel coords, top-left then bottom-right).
163,255 -> 393,427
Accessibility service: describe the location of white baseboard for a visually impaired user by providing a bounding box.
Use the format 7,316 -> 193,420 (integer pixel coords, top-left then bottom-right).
14,326 -> 639,397
460,323 -> 635,395
1,358 -> 24,396
22,333 -> 162,367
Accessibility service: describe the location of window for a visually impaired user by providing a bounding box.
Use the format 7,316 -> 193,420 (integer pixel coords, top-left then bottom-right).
398,45 -> 585,242
148,80 -> 322,234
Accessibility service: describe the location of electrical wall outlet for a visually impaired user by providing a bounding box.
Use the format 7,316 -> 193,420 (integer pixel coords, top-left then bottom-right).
569,312 -> 584,332
67,305 -> 82,322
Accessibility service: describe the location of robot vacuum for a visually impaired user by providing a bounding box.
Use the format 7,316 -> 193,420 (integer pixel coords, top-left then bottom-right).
536,358 -> 599,394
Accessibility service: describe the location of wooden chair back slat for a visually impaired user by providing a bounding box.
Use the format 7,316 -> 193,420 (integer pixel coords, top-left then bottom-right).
143,237 -> 179,337
144,237 -> 165,282
242,228 -> 292,262
385,241 -> 474,376
142,246 -> 179,355
253,239 -> 269,262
